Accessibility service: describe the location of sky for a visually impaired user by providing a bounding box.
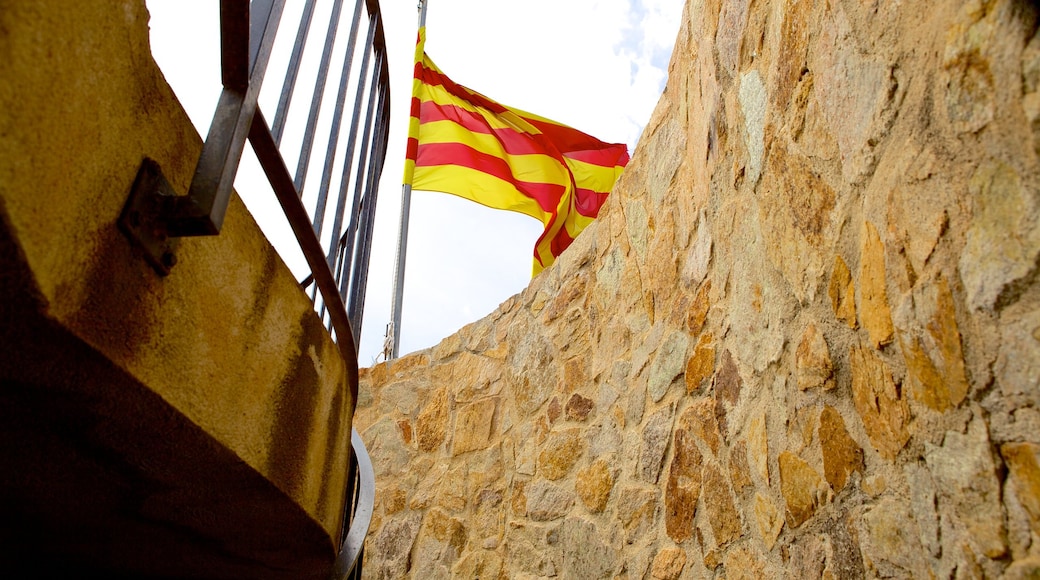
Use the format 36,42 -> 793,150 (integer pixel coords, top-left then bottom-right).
146,0 -> 683,365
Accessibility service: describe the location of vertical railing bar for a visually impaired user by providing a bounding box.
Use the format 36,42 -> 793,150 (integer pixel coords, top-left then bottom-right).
175,0 -> 284,236
220,0 -> 250,91
310,9 -> 371,244
329,37 -> 379,283
346,82 -> 388,341
292,0 -> 353,195
271,0 -> 318,145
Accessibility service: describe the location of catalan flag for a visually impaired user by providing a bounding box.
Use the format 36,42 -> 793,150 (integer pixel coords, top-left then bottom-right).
403,27 -> 630,275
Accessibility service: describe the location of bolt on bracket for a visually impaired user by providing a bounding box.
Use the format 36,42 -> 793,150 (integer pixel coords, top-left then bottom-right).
118,158 -> 181,276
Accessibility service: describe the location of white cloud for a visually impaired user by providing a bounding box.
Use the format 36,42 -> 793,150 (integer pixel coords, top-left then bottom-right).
145,0 -> 682,364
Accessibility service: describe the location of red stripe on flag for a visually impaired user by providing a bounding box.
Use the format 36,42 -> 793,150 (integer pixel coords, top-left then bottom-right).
419,100 -> 548,157
574,187 -> 609,217
416,142 -> 566,214
566,147 -> 630,168
418,62 -> 511,117
406,137 -> 419,162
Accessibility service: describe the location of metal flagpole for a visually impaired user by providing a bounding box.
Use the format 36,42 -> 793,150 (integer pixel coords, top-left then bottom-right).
387,0 -> 428,360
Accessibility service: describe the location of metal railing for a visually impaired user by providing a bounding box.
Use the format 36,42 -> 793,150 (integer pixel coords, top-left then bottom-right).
120,0 -> 385,577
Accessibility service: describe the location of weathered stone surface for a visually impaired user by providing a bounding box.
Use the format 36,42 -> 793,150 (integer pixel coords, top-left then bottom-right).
996,305 -> 1040,402
687,281 -> 712,336
1001,443 -> 1040,536
722,544 -> 768,580
682,398 -> 722,456
779,451 -> 829,528
562,357 -> 588,394
472,487 -> 505,548
925,417 -> 1006,558
505,523 -> 558,577
1005,557 -> 1040,580
452,398 -> 497,456
576,458 -> 615,513
796,322 -> 834,391
702,461 -> 742,547
368,513 -> 423,580
565,393 -> 594,421
758,145 -> 835,300
415,508 -> 467,573
960,161 -> 1040,311
859,222 -> 894,347
415,387 -> 450,453
747,412 -> 769,485
754,492 -> 783,550
740,70 -> 767,185
685,332 -> 715,394
453,550 -> 504,580
666,411 -> 704,543
364,416 -> 412,480
509,335 -> 559,416
617,487 -> 658,545
546,396 -> 562,424
538,428 -> 585,480
860,498 -> 929,578
714,349 -> 743,434
827,253 -> 861,328
849,345 -> 910,460
648,331 -> 689,402
943,1 -> 997,134
640,405 -> 675,483
895,277 -> 969,412
904,462 -> 941,557
829,256 -> 858,328
819,405 -> 862,492
526,480 -> 574,521
729,440 -> 753,492
651,547 -> 687,580
560,517 -> 617,579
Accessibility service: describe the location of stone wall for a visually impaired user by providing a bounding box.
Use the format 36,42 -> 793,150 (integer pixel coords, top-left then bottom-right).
356,0 -> 1040,577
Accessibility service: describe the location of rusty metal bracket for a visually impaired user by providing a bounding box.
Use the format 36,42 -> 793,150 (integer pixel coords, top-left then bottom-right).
118,158 -> 180,276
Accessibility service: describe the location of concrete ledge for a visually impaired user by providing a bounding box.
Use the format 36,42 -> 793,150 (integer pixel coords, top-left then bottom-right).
0,1 -> 356,576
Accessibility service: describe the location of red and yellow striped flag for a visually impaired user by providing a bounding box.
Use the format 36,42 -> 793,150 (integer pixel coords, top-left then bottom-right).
403,27 -> 630,276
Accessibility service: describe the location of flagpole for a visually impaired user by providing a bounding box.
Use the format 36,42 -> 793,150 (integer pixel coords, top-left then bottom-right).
387,0 -> 428,361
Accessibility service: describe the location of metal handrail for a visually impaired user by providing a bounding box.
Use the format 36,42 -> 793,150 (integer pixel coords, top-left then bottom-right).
121,0 -> 385,576
332,428 -> 376,579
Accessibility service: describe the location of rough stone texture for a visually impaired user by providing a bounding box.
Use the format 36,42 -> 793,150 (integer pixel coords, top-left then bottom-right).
850,346 -> 910,460
796,322 -> 835,391
538,428 -> 585,480
779,451 -> 830,528
355,0 -> 1040,576
575,458 -> 615,513
829,256 -> 858,328
651,547 -> 687,580
819,406 -> 863,492
859,221 -> 895,348
925,417 -> 1007,559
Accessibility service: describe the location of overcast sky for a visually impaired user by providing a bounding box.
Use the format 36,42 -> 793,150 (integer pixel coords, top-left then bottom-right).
146,0 -> 682,365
